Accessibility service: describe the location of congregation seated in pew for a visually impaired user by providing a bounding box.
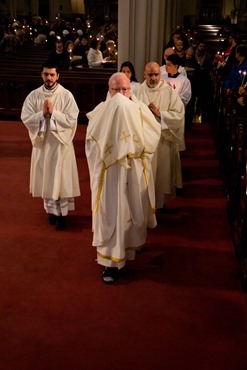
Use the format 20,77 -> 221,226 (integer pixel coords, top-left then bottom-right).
212,56 -> 247,290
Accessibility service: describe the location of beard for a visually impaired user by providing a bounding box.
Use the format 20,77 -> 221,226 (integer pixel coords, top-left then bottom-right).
148,81 -> 159,88
44,81 -> 57,90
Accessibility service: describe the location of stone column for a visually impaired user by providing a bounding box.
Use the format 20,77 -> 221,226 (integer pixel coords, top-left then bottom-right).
237,0 -> 247,31
118,0 -> 180,82
71,0 -> 85,13
8,0 -> 17,19
30,0 -> 39,16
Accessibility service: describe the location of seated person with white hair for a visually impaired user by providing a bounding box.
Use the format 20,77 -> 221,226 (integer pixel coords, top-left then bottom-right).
103,40 -> 118,65
74,29 -> 84,47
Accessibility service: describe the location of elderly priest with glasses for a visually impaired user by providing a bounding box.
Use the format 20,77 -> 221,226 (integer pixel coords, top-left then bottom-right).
85,72 -> 161,284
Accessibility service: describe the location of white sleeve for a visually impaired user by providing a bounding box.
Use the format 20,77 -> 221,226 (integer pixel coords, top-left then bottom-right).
39,117 -> 47,132
160,115 -> 169,129
50,116 -> 57,131
40,116 -> 57,131
180,79 -> 192,106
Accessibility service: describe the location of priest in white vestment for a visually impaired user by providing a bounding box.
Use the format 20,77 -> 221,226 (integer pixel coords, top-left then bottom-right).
134,62 -> 185,211
85,73 -> 161,283
21,62 -> 80,230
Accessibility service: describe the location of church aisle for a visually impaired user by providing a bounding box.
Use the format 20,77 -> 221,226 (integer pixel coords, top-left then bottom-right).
0,120 -> 247,370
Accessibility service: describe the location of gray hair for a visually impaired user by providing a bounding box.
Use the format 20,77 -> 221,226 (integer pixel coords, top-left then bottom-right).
108,72 -> 129,87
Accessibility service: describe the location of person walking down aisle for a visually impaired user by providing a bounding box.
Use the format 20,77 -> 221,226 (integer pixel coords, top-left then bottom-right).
120,61 -> 140,93
163,53 -> 191,107
105,61 -> 140,99
135,62 -> 185,212
21,61 -> 81,230
160,47 -> 187,77
85,72 -> 161,284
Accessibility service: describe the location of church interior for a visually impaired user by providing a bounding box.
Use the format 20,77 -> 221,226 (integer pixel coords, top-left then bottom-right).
0,1 -> 247,369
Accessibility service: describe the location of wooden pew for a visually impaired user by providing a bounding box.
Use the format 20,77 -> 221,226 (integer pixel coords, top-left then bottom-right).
214,86 -> 233,194
0,67 -> 117,122
212,62 -> 247,291
227,115 -> 246,221
213,73 -> 225,149
0,42 -> 118,122
232,144 -> 247,291
221,111 -> 247,291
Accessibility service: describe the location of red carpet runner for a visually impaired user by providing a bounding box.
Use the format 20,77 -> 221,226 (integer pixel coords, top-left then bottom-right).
0,120 -> 247,370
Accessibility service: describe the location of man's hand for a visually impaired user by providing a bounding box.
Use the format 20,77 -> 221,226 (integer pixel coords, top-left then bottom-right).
148,102 -> 161,118
239,86 -> 247,96
43,99 -> 53,117
237,97 -> 245,106
167,81 -> 176,89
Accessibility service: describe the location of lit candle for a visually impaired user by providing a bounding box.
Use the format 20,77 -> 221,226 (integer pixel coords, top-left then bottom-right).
239,70 -> 242,82
242,71 -> 246,86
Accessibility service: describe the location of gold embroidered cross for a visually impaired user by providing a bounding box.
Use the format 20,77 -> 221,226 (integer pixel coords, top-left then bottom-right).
132,133 -> 140,143
120,131 -> 131,143
105,143 -> 113,154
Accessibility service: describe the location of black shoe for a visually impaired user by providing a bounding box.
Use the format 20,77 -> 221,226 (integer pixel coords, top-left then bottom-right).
157,205 -> 175,214
56,215 -> 67,230
157,205 -> 168,214
102,267 -> 117,284
48,213 -> 57,225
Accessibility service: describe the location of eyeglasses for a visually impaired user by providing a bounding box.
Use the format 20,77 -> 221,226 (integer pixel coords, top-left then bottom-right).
110,87 -> 130,93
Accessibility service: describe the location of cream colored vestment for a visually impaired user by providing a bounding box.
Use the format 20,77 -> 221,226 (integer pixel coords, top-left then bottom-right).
86,93 -> 161,268
134,80 -> 185,205
21,84 -> 80,201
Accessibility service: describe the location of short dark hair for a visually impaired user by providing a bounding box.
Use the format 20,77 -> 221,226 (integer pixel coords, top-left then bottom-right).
41,61 -> 60,74
236,44 -> 247,58
166,53 -> 181,66
90,38 -> 100,50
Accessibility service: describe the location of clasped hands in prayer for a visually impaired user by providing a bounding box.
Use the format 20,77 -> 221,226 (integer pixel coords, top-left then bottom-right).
43,99 -> 53,118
